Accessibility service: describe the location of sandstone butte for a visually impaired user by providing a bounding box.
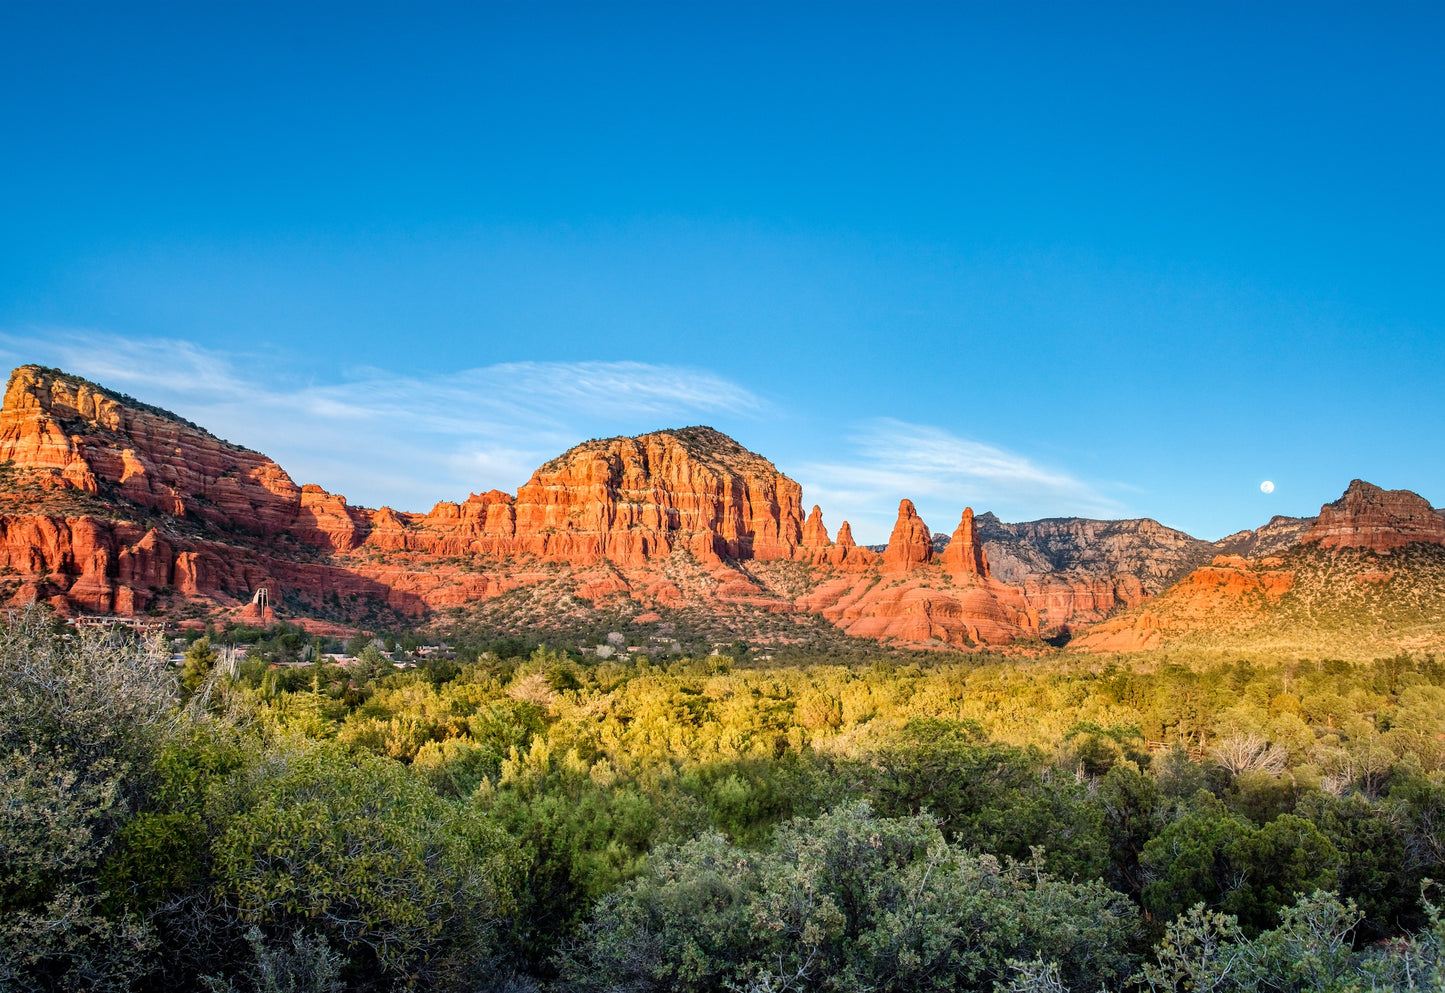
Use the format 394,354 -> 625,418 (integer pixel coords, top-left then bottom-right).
798,501 -> 1040,647
1300,479 -> 1445,552
3,364 -> 1441,652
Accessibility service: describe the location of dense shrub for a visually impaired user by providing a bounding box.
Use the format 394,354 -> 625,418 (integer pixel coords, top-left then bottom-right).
558,802 -> 1138,993
0,607 -> 177,991
210,744 -> 526,988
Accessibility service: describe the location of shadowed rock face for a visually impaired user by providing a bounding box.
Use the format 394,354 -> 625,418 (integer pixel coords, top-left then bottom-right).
1301,479 -> 1445,552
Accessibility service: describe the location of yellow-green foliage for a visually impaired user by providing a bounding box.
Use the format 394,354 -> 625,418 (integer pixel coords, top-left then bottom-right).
252,648 -> 1445,789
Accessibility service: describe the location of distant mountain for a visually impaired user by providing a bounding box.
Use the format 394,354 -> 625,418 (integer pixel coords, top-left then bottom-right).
972,513 -> 1214,593
1073,480 -> 1445,658
927,514 -> 1223,637
1213,515 -> 1316,558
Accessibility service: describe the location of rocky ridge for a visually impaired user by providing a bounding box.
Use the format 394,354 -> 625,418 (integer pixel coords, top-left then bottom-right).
0,366 -> 894,639
3,364 -> 1440,655
927,513 -> 1215,635
1213,515 -> 1317,558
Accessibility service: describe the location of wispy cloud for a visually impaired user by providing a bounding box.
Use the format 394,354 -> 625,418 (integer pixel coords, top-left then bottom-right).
0,329 -> 1123,539
795,418 -> 1126,543
0,329 -> 763,510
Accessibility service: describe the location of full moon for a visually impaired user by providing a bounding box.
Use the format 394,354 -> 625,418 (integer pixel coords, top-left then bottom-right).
1260,480 -> 1275,494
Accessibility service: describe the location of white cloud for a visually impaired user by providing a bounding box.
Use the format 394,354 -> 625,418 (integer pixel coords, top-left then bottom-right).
794,418 -> 1126,544
0,328 -> 763,510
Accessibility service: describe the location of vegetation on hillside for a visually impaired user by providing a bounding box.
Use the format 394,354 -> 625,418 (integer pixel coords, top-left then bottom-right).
1125,544 -> 1445,659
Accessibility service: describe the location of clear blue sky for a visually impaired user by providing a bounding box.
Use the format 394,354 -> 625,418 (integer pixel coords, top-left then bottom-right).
2,2 -> 1442,542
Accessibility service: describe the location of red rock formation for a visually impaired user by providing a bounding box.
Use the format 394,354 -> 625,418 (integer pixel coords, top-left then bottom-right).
0,365 -> 304,535
940,508 -> 989,577
1071,555 -> 1296,653
13,364 -> 1437,658
508,428 -> 804,566
824,520 -> 877,571
1302,479 -> 1445,552
1019,574 -> 1146,634
801,505 -> 830,549
292,485 -> 366,552
416,491 -> 518,556
882,500 -> 932,573
798,568 -> 1039,647
0,373 -> 828,624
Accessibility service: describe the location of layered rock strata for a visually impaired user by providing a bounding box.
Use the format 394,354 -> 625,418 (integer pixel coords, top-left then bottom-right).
1301,479 -> 1445,552
0,368 -> 876,628
940,508 -> 988,577
800,503 -> 1039,648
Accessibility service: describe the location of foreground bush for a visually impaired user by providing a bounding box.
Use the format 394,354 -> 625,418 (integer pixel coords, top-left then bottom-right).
1133,889 -> 1445,993
0,608 -> 177,991
210,744 -> 527,989
557,801 -> 1139,993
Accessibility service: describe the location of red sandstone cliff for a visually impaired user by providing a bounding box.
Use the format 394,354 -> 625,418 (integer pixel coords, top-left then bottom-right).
0,368 -> 873,628
0,365 -> 304,533
508,427 -> 806,565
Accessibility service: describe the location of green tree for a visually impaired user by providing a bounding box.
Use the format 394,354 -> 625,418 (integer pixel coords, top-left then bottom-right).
353,644 -> 390,684
1295,789 -> 1415,938
211,745 -> 525,988
1141,799 -> 1339,934
559,802 -> 1137,993
864,718 -> 1106,879
182,636 -> 220,697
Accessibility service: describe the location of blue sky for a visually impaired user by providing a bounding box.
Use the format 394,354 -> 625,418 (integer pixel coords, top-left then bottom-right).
2,3 -> 1442,542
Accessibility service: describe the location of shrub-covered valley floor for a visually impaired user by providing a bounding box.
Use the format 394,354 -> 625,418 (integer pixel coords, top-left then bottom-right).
8,608 -> 1445,992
